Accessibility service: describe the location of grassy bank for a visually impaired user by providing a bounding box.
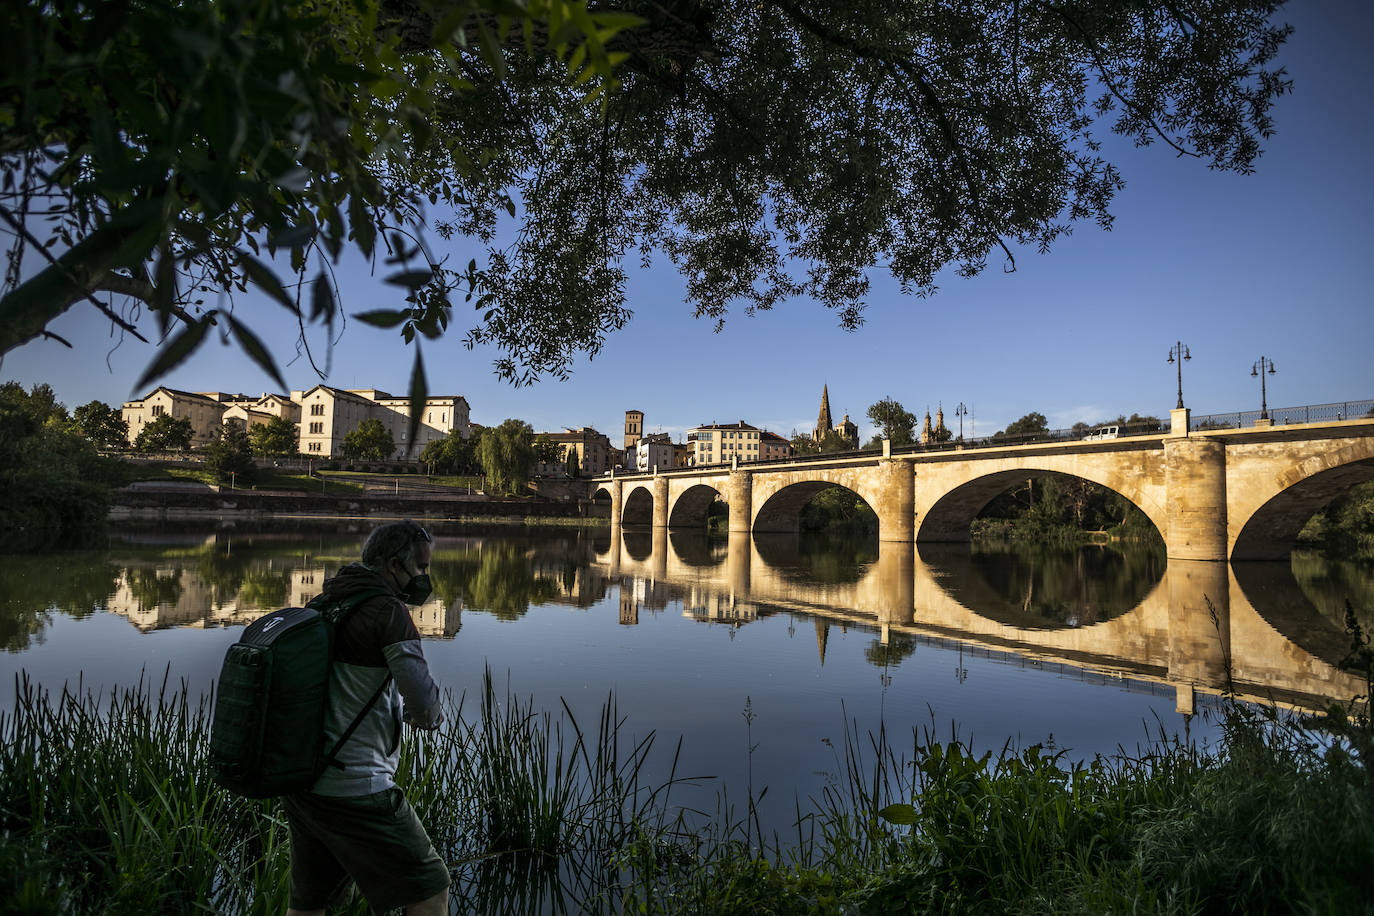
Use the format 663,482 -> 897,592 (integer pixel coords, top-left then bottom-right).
3,631 -> 1371,915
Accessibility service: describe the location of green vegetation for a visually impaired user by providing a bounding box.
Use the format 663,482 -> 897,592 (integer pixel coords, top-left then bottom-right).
202,424 -> 256,486
340,418 -> 395,461
133,414 -> 194,452
421,428 -> 480,476
0,382 -> 133,550
72,400 -> 129,449
1298,480 -> 1374,560
478,419 -> 537,496
247,416 -> 300,458
3,631 -> 1371,914
866,398 -> 917,447
972,473 -> 1163,548
800,488 -> 877,537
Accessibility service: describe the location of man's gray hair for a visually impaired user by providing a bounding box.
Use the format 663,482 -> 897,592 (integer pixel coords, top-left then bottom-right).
361,520 -> 432,571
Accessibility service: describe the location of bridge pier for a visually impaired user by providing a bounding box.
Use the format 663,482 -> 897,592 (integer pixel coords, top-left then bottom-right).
653,476 -> 669,528
728,470 -> 753,534
875,459 -> 915,542
1167,559 -> 1231,714
608,480 -> 623,530
1164,438 -> 1227,561
875,540 -> 915,638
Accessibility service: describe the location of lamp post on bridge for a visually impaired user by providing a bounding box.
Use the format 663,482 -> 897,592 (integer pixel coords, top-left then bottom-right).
954,403 -> 968,441
1167,341 -> 1191,410
1252,356 -> 1277,420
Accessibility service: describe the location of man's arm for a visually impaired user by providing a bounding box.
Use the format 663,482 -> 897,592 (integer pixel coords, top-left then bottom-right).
379,601 -> 444,729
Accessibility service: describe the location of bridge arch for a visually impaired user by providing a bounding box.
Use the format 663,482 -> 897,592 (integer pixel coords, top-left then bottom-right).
622,484 -> 654,526
668,483 -> 723,528
753,480 -> 873,534
1230,441 -> 1374,560
751,469 -> 889,536
916,466 -> 1166,545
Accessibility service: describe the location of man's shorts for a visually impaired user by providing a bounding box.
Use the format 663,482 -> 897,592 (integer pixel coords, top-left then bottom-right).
282,787 -> 450,912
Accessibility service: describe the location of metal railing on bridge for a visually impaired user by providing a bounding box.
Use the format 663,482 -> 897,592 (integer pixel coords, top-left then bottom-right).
633,398 -> 1374,476
1188,399 -> 1374,431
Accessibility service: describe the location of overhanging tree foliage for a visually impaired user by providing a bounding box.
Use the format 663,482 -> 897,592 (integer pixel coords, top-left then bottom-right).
2,1 -> 1291,404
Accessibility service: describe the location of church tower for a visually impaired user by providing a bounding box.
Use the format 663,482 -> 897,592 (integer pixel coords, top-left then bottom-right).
814,385 -> 833,442
920,407 -> 934,446
625,410 -> 643,451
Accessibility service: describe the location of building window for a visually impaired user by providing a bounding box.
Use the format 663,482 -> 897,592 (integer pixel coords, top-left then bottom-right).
152,405 -> 165,416
309,422 -> 323,434
311,403 -> 324,416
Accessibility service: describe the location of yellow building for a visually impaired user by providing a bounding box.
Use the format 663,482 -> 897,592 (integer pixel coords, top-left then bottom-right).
686,421 -> 761,466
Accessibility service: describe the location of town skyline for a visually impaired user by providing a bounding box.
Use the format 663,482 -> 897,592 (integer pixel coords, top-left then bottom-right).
2,4 -> 1371,445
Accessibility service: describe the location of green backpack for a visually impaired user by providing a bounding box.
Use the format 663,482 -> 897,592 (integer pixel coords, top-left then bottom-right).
209,588 -> 391,798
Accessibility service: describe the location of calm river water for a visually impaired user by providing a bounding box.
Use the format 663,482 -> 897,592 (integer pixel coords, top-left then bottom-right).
2,521 -> 1369,833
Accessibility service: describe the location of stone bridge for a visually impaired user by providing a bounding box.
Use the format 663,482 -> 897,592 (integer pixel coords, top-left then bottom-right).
593,413 -> 1374,562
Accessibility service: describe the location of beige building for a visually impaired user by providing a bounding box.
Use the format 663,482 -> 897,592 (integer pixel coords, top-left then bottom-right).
536,427 -> 616,477
686,421 -> 761,466
121,388 -> 227,448
295,386 -> 470,458
123,385 -> 468,458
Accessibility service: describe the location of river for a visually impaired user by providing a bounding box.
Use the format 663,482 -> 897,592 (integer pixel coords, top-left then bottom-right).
1,520 -> 1369,835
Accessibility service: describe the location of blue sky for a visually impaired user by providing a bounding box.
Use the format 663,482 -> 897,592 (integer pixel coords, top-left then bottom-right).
3,2 -> 1372,446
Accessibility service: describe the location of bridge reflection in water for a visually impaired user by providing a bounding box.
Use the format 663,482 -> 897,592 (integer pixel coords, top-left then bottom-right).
596,527 -> 1365,716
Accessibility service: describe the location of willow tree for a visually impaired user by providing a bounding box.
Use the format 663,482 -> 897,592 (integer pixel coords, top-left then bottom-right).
2,0 -> 1291,420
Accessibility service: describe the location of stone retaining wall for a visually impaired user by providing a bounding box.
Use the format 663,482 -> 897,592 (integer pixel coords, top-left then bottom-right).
110,488 -> 609,522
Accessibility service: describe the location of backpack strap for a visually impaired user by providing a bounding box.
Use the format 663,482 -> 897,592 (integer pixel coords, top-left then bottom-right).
308,588 -> 399,770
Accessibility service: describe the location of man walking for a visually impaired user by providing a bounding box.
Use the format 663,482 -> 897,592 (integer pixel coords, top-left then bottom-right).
283,520 -> 450,915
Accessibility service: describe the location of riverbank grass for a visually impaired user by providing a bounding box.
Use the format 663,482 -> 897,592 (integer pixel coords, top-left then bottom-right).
1,656 -> 1370,913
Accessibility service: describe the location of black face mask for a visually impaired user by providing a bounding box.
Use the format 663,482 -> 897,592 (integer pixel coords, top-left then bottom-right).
398,573 -> 432,606
392,557 -> 433,605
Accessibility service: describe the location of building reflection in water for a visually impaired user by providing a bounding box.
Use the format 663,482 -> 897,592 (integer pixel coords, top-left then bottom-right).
12,525 -> 1364,715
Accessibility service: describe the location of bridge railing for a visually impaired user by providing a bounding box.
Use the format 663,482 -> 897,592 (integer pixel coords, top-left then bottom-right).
1189,400 -> 1374,431
616,399 -> 1374,478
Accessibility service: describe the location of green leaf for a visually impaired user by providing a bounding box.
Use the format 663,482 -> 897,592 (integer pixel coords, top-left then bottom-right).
240,253 -> 296,312
310,270 -> 335,323
134,315 -> 214,393
353,309 -> 409,328
384,269 -> 433,289
225,314 -> 288,391
405,347 -> 427,458
877,803 -> 919,825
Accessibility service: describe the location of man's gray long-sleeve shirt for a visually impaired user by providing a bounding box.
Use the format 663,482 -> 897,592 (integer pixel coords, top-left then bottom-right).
309,564 -> 442,797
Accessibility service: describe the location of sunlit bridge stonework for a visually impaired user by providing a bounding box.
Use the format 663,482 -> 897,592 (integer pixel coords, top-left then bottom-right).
595,411 -> 1374,563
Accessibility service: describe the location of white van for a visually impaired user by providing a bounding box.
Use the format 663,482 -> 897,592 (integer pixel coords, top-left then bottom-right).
1084,425 -> 1119,441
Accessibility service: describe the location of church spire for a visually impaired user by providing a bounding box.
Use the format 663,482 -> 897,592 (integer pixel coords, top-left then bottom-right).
814,384 -> 833,441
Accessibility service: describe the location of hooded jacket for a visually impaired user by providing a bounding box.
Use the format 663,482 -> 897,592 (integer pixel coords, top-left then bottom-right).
310,563 -> 442,796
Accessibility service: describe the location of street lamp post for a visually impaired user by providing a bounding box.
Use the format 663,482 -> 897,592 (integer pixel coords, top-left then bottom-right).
1167,341 -> 1191,410
954,403 -> 968,441
1252,356 -> 1277,420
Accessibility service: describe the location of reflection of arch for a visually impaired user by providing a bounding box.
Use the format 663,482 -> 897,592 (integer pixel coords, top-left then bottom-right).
918,470 -> 1160,544
623,485 -> 654,526
668,530 -> 723,567
622,528 -> 653,560
1232,456 -> 1374,560
917,542 -> 1162,630
669,484 -> 722,528
753,532 -> 877,585
753,481 -> 870,534
1231,561 -> 1354,666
